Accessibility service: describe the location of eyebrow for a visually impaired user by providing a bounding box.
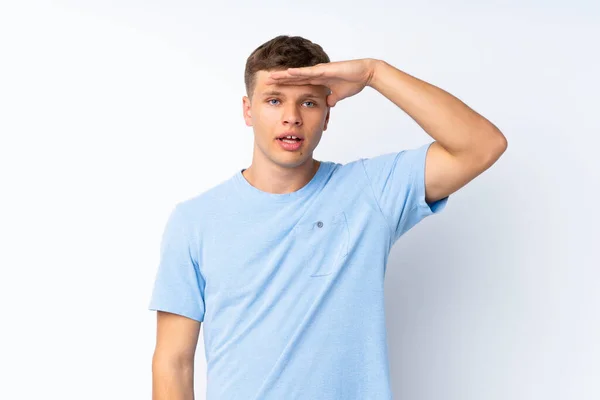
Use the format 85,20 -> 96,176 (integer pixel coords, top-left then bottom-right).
260,90 -> 322,98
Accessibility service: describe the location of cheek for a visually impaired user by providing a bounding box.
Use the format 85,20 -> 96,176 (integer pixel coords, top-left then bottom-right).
254,107 -> 279,125
309,112 -> 328,127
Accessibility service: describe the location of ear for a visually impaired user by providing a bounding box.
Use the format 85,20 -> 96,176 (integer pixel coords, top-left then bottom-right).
242,96 -> 253,127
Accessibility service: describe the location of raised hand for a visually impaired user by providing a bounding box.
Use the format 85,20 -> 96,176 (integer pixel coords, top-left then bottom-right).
265,58 -> 378,107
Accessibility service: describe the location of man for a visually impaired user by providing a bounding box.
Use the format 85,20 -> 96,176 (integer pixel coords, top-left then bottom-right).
149,35 -> 507,399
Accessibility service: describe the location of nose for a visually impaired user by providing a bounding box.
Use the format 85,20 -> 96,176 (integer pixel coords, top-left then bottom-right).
283,105 -> 302,126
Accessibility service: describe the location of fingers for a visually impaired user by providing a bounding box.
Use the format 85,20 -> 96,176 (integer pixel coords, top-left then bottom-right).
269,66 -> 322,80
266,77 -> 320,86
287,66 -> 322,77
267,70 -> 299,80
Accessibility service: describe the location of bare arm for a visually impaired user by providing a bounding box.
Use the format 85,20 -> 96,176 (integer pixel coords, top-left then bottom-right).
267,58 -> 507,204
152,311 -> 201,400
367,59 -> 508,203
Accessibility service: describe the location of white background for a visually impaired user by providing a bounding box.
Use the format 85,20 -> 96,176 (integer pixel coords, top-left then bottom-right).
1,1 -> 599,399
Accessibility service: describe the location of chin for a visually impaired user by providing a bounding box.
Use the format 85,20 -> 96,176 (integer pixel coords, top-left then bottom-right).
272,153 -> 313,168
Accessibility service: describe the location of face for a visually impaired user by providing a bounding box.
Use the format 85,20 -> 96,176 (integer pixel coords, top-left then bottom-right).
242,70 -> 330,169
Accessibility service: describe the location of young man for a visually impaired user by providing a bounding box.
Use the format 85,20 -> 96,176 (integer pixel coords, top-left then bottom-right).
149,35 -> 507,399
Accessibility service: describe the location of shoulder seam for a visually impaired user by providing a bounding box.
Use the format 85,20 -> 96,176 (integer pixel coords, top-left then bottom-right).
360,158 -> 394,248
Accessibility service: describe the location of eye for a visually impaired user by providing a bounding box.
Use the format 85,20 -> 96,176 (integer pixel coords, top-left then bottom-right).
304,101 -> 316,107
268,99 -> 280,105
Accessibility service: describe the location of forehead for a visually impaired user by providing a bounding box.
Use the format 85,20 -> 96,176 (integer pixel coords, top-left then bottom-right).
254,70 -> 329,97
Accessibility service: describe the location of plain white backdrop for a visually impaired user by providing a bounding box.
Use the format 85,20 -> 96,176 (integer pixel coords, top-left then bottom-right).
1,1 -> 598,399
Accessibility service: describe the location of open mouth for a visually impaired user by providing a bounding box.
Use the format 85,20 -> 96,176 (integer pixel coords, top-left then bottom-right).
277,137 -> 303,143
276,136 -> 304,151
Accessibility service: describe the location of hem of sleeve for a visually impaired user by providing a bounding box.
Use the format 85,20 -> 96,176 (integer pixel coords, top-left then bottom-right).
412,142 -> 449,215
148,304 -> 204,323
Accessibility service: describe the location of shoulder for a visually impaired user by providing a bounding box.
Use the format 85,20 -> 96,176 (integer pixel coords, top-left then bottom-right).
169,173 -> 238,229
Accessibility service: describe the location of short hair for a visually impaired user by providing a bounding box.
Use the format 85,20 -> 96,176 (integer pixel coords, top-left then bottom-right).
244,35 -> 330,99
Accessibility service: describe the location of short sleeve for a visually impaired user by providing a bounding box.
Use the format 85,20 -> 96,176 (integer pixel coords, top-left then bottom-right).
361,141 -> 449,244
148,204 -> 206,322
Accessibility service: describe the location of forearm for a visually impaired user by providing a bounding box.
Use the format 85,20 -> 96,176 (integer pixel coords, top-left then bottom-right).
152,359 -> 195,400
367,59 -> 505,157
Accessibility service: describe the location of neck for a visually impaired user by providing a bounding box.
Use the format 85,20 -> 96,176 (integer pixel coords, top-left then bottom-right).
242,156 -> 320,195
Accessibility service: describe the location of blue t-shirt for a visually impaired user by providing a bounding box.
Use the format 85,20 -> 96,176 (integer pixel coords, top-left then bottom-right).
149,141 -> 448,399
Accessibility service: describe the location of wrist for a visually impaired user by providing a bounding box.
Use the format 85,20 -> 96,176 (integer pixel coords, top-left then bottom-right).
366,58 -> 385,88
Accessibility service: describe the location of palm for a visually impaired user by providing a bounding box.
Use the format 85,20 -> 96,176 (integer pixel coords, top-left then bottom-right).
266,59 -> 375,107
